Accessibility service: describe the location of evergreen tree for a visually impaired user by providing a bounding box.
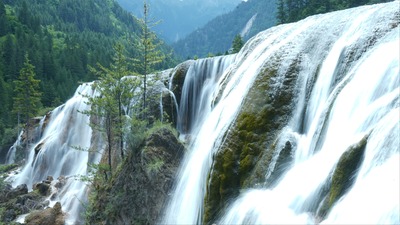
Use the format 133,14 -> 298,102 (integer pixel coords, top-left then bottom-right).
84,43 -> 140,172
136,1 -> 165,120
277,0 -> 287,24
13,54 -> 42,147
0,0 -> 7,36
232,34 -> 244,54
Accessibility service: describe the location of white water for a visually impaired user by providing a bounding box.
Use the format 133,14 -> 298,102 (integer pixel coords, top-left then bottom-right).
218,2 -> 400,225
5,131 -> 22,164
176,55 -> 236,135
163,1 -> 399,224
162,8 -> 327,223
10,83 -> 101,224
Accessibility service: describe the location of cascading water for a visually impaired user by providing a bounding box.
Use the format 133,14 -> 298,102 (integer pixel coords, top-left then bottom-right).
162,9 -> 323,224
175,55 -> 236,135
163,1 -> 399,224
218,2 -> 400,225
10,83 -> 101,224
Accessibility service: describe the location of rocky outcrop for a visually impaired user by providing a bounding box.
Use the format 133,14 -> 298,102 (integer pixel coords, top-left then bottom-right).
0,184 -> 47,223
0,175 -> 64,224
317,136 -> 368,219
203,56 -> 303,224
25,202 -> 65,225
86,125 -> 185,225
169,60 -> 194,106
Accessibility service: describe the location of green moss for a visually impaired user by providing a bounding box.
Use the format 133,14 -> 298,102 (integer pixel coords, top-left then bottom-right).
0,164 -> 18,174
203,57 -> 302,224
318,136 -> 368,218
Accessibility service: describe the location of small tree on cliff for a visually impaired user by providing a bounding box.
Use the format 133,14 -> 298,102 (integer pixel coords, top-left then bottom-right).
135,0 -> 165,120
13,54 -> 42,148
83,43 -> 140,173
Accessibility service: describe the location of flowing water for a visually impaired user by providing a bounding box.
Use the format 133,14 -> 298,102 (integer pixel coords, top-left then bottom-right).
175,55 -> 236,135
10,83 -> 101,224
163,1 -> 399,224
5,1 -> 399,224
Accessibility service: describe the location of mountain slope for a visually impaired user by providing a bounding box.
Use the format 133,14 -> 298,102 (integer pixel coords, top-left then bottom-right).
0,0 -> 175,136
117,0 -> 242,43
172,0 -> 277,58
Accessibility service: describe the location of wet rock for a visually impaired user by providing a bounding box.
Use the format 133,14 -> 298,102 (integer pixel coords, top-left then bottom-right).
54,176 -> 66,189
25,202 -> 65,225
317,136 -> 368,219
203,59 -> 300,224
33,182 -> 51,196
3,208 -> 16,222
6,184 -> 28,199
86,126 -> 185,225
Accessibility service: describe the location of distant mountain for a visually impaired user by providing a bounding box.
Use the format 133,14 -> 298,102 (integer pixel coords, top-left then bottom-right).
117,0 -> 242,43
173,0 -> 277,58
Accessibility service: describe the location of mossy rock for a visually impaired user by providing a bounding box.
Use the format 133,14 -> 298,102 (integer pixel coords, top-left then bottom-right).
203,56 -> 301,224
169,60 -> 194,105
25,202 -> 64,225
317,136 -> 368,219
86,126 -> 185,225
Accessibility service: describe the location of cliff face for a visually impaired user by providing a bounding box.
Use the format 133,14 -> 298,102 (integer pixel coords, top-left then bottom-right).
86,126 -> 185,225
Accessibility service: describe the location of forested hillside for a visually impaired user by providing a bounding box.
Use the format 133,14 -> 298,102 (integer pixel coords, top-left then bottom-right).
117,0 -> 242,43
276,0 -> 394,24
172,0 -> 277,58
0,0 -> 176,153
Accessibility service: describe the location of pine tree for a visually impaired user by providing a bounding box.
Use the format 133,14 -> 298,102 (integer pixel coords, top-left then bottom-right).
13,54 -> 42,147
232,34 -> 244,54
83,43 -> 140,172
277,0 -> 286,24
0,0 -> 7,36
136,0 -> 165,120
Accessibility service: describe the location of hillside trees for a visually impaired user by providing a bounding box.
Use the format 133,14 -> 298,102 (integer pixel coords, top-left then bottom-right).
12,54 -> 42,147
276,0 -> 392,24
0,0 -> 176,141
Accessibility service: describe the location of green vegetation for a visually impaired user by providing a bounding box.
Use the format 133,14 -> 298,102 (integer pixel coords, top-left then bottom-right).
82,43 -> 139,173
84,122 -> 183,225
203,57 -> 301,224
276,0 -> 393,24
231,34 -> 244,54
135,1 -> 166,119
173,0 -> 277,58
318,136 -> 368,218
0,0 -> 176,147
12,54 -> 42,147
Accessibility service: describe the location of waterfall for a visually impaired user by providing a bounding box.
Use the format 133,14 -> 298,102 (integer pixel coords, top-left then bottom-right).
175,55 -> 236,135
163,1 -> 399,224
5,131 -> 22,164
162,10 -> 321,223
218,2 -> 399,224
10,83 -> 101,224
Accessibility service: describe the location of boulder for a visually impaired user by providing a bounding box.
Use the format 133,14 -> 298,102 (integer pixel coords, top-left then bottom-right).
86,126 -> 185,225
25,202 -> 65,225
6,184 -> 28,199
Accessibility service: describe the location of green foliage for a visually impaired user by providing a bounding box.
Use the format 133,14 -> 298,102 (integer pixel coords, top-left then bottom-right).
83,43 -> 140,169
12,54 -> 42,125
231,34 -> 244,54
276,0 -> 392,24
0,0 -> 177,132
134,1 -> 166,117
0,164 -> 18,173
173,0 -> 277,58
